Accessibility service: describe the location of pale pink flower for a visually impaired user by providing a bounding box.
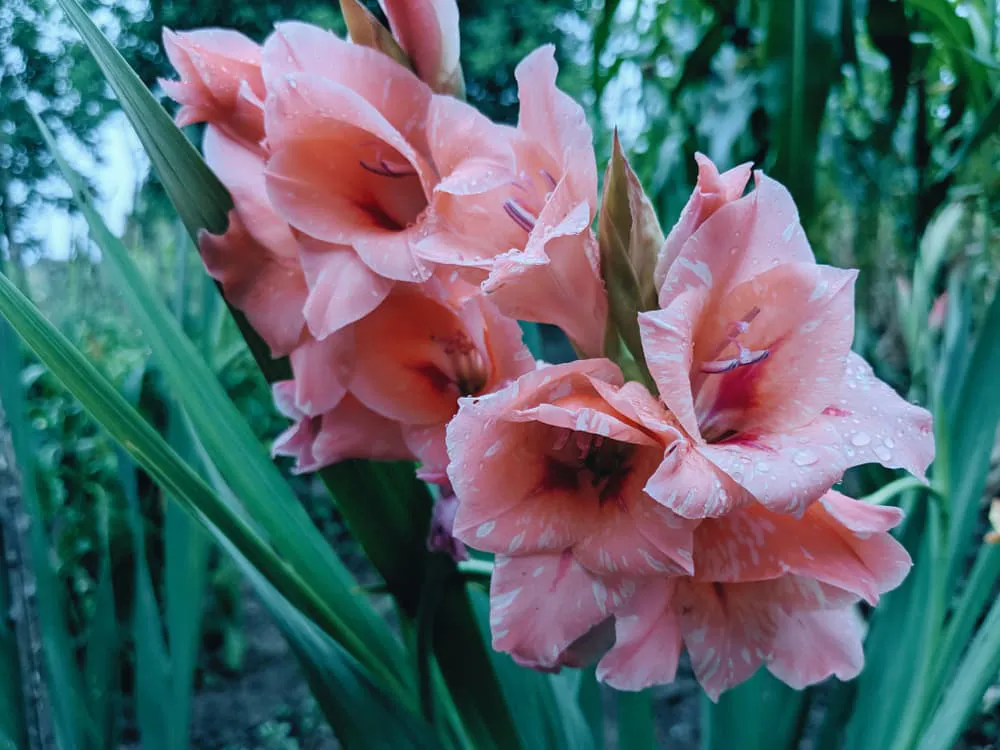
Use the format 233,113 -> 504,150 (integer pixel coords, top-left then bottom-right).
639,162 -> 934,518
160,28 -> 266,149
198,126 -> 308,357
448,360 -> 696,577
378,0 -> 462,95
417,46 -> 607,357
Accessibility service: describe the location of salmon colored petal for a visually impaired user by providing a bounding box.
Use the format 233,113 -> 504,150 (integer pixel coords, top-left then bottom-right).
272,415 -> 324,473
264,73 -> 433,281
643,437 -> 754,518
653,154 -> 752,288
509,403 -> 657,447
402,423 -> 449,484
514,46 -> 598,212
288,331 -> 353,416
484,188 -> 607,357
639,289 -> 709,440
819,489 -> 904,533
658,172 -> 816,310
199,211 -> 306,357
349,286 -> 499,424
596,579 -> 683,691
313,395 -> 413,464
691,263 -> 857,438
489,552 -> 633,669
587,379 -> 680,439
767,607 -> 865,689
162,28 -> 265,145
427,95 -> 516,195
379,0 -> 460,93
820,353 -> 935,480
297,236 -> 395,339
677,581 -> 776,701
262,21 -> 432,152
692,496 -> 912,605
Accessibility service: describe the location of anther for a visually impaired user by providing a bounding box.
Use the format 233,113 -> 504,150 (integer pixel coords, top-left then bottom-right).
503,199 -> 537,232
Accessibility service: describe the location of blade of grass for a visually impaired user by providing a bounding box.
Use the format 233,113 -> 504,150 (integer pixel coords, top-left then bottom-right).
917,588 -> 1000,749
617,690 -> 654,749
0,518 -> 28,750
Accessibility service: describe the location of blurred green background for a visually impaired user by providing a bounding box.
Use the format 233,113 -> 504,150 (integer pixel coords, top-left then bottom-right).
0,0 -> 998,748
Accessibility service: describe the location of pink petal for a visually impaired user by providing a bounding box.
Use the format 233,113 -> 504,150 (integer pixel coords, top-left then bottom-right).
402,422 -> 449,484
312,395 -> 413,465
162,28 -> 265,145
596,579 -> 683,690
677,581 -> 776,701
378,0 -> 460,93
262,22 -> 432,152
643,436 -> 754,518
514,46 -> 597,214
692,496 -> 912,605
658,171 -> 816,310
820,353 -> 935,480
288,331 -> 353,416
263,72 -> 434,281
639,289 -> 709,440
767,607 -> 865,689
297,236 -> 395,339
691,263 -> 857,437
483,184 -> 607,357
653,153 -> 752,289
489,552 -> 631,669
199,210 -> 307,357
427,95 -> 516,196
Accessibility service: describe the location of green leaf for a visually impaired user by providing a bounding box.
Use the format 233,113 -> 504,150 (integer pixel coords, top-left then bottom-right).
617,690 -> 655,749
702,671 -> 807,750
30,109 -> 413,704
917,588 -> 1000,749
467,587 -> 593,750
82,568 -> 120,749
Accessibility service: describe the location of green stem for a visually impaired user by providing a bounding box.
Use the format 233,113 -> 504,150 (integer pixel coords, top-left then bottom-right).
457,559 -> 495,577
861,476 -> 933,506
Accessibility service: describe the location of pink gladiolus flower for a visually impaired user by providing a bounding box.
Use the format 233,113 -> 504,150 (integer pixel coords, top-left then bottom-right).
198,126 -> 308,357
639,161 -> 934,518
418,46 -> 607,357
448,360 -> 697,577
260,21 -> 440,288
378,0 -> 462,95
160,29 -> 266,149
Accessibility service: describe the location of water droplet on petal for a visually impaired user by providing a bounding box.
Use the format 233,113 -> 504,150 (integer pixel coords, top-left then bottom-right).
874,445 -> 892,463
851,432 -> 871,447
793,449 -> 818,467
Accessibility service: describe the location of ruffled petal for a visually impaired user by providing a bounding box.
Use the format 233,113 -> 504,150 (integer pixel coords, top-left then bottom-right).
767,607 -> 865,689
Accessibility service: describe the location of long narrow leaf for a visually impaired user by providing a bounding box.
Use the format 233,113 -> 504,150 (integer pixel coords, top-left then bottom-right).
0,270 -> 408,710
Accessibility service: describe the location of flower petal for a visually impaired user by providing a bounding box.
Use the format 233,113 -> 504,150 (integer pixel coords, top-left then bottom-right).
489,551 -> 632,669
767,607 -> 865,689
596,579 -> 683,691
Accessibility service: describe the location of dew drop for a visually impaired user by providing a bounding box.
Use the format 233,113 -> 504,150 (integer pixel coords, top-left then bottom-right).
793,449 -> 818,467
851,432 -> 871,447
874,445 -> 892,462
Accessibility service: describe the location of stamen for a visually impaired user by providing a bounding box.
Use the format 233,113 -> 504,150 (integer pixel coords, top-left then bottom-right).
503,199 -> 537,232
540,169 -> 558,190
700,306 -> 768,374
359,158 -> 417,178
454,349 -> 488,396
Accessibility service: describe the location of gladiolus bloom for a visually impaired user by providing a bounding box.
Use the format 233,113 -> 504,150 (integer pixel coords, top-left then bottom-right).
448,360 -> 696,576
418,46 -> 607,356
639,163 -> 934,518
